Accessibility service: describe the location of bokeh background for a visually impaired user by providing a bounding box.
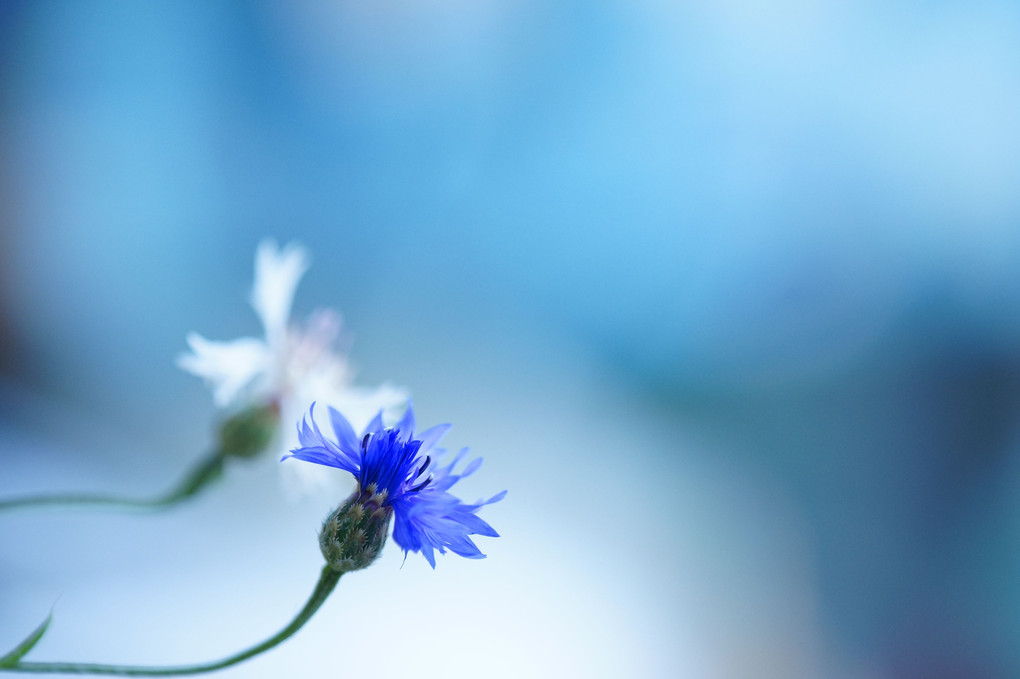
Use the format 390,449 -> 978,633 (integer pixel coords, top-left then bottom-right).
2,2 -> 1020,677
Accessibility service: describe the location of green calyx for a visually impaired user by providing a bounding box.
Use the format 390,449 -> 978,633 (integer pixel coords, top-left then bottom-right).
217,403 -> 280,459
319,486 -> 393,573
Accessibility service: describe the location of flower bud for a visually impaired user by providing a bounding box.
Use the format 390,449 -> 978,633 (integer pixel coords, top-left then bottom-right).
217,403 -> 280,459
319,484 -> 393,573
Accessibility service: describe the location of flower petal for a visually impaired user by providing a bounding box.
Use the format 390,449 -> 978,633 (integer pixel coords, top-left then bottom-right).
362,410 -> 386,437
177,333 -> 272,407
327,406 -> 360,457
416,424 -> 452,454
394,400 -> 415,442
287,403 -> 360,474
484,489 -> 508,505
250,239 -> 309,349
461,457 -> 483,478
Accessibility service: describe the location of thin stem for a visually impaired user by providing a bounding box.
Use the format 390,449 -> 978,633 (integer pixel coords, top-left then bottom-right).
0,452 -> 226,512
4,566 -> 342,676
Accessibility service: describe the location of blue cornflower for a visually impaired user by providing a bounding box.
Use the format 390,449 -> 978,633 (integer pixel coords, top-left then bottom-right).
282,402 -> 505,570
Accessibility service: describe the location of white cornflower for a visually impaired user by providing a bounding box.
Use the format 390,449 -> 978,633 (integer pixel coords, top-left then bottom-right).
178,239 -> 408,496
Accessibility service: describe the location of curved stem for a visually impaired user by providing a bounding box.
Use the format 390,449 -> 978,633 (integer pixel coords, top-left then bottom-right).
4,566 -> 342,676
0,452 -> 226,513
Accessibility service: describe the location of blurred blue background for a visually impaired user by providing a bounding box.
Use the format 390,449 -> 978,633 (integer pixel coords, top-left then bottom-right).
2,1 -> 1020,677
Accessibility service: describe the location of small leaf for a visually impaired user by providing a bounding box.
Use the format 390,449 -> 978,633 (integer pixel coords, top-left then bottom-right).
0,612 -> 52,668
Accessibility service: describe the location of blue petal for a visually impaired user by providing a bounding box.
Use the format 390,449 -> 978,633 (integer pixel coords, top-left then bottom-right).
395,400 -> 415,441
416,423 -> 451,454
484,489 -> 508,504
282,403 -> 362,474
443,534 -> 485,559
327,406 -> 359,457
283,446 -> 355,473
461,457 -> 483,478
420,543 -> 436,569
455,512 -> 500,537
362,410 -> 385,437
392,511 -> 418,551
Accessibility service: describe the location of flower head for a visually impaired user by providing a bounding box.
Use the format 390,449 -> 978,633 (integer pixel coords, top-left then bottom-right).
283,402 -> 505,569
178,240 -> 407,491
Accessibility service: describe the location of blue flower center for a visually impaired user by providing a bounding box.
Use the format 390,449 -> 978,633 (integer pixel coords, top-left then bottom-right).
358,428 -> 433,502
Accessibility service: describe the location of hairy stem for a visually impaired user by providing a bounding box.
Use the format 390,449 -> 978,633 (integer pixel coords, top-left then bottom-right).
3,566 -> 342,676
0,452 -> 226,512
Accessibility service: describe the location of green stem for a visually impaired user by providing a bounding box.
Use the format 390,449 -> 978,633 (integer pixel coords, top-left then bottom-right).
3,566 -> 342,676
0,452 -> 226,512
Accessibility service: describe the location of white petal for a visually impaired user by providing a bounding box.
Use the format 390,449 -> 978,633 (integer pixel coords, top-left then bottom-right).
250,239 -> 310,349
177,332 -> 273,408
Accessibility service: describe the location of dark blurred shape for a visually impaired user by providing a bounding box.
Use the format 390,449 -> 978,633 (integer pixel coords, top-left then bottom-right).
652,289 -> 1020,677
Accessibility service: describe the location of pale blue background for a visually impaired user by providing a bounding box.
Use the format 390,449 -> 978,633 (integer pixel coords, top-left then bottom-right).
2,2 -> 1020,677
